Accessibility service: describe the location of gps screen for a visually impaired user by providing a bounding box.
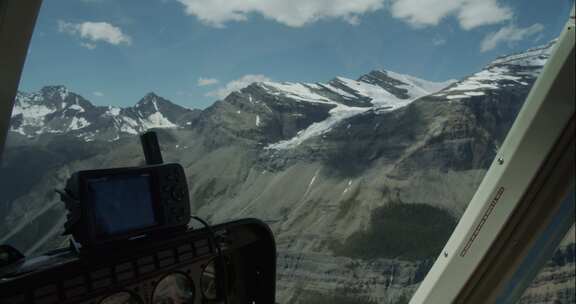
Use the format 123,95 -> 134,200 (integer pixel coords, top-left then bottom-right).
88,174 -> 157,236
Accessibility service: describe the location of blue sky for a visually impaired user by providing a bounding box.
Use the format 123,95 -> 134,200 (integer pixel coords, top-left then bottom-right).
19,0 -> 573,109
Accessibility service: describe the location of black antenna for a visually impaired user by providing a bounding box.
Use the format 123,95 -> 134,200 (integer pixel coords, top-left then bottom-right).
140,131 -> 164,165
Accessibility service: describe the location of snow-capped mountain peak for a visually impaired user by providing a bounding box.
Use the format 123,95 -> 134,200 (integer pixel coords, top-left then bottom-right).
260,41 -> 552,150
137,92 -> 161,106
256,70 -> 453,150
135,92 -> 165,113
11,86 -> 96,137
208,69 -> 453,150
488,40 -> 555,68
434,41 -> 554,101
251,69 -> 452,111
10,87 -> 196,141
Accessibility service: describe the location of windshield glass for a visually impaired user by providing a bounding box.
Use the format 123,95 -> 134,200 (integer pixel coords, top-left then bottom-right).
1,1 -> 573,303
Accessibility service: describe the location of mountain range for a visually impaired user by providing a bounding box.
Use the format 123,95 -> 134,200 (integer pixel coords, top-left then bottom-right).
1,40 -> 573,304
11,88 -> 199,141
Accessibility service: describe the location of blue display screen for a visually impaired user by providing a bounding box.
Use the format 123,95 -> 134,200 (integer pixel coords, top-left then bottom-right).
88,174 -> 157,236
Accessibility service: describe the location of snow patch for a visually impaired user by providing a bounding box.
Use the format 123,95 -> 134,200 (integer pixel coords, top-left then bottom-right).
303,169 -> 320,198
261,82 -> 333,104
342,180 -> 353,195
120,116 -> 139,134
266,105 -> 368,150
438,67 -> 522,95
385,71 -> 455,96
446,95 -> 469,100
67,104 -> 85,112
335,77 -> 405,108
11,103 -> 55,118
140,112 -> 176,129
67,117 -> 90,130
321,84 -> 356,99
106,106 -> 121,116
464,91 -> 485,97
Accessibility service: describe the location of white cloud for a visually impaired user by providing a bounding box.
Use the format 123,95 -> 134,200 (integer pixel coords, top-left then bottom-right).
480,23 -> 544,52
390,0 -> 512,29
81,42 -> 97,50
206,74 -> 272,99
93,91 -> 104,97
176,0 -> 384,27
432,37 -> 446,46
175,0 -> 512,30
58,20 -> 132,46
197,77 -> 219,86
456,1 -> 513,30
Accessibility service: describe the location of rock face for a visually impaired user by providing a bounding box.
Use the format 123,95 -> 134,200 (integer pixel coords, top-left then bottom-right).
1,40 -> 573,303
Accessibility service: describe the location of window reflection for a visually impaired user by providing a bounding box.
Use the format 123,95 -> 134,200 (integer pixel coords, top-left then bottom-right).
152,272 -> 195,304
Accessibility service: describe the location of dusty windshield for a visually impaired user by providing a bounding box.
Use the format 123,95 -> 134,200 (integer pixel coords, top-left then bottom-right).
1,0 -> 574,303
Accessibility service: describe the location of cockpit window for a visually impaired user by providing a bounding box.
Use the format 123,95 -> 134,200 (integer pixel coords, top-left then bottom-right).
1,0 -> 573,303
